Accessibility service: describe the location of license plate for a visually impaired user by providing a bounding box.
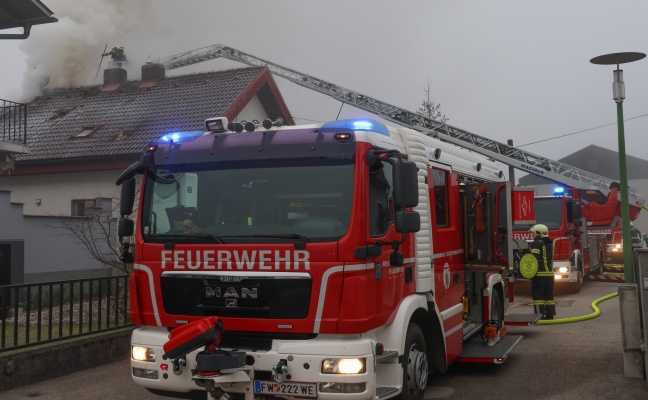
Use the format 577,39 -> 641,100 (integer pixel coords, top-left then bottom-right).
254,380 -> 317,398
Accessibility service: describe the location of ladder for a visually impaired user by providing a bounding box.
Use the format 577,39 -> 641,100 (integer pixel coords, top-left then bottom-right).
157,43 -> 644,209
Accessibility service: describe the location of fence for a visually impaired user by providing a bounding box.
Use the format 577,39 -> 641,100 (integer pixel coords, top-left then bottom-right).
0,275 -> 131,352
1,98 -> 27,146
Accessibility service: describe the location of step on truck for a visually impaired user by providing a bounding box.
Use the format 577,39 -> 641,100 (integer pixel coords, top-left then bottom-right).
117,116 -> 537,400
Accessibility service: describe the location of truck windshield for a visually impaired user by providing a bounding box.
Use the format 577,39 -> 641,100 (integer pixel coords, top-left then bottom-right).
516,197 -> 563,231
141,158 -> 354,243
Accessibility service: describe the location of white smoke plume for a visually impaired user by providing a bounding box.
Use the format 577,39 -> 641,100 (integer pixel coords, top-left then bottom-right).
19,0 -> 152,99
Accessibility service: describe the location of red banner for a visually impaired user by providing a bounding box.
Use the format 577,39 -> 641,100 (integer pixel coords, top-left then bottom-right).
512,189 -> 535,224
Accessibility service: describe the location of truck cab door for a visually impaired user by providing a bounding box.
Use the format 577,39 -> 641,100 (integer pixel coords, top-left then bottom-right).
429,167 -> 464,311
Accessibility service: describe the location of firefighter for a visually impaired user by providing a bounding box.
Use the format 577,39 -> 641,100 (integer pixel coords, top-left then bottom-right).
103,46 -> 127,63
529,224 -> 556,320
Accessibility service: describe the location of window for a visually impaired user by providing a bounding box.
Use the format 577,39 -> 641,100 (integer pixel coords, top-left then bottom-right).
71,199 -> 98,217
519,198 -> 563,231
72,125 -> 101,138
369,161 -> 394,236
432,168 -> 448,227
141,159 -> 355,242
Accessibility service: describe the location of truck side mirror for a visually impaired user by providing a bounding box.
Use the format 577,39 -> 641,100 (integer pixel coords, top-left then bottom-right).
120,178 -> 136,216
118,218 -> 135,238
393,161 -> 419,208
572,203 -> 582,220
395,210 -> 420,233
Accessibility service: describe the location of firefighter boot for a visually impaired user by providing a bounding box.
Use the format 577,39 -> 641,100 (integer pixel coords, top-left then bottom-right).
544,304 -> 556,320
534,305 -> 545,316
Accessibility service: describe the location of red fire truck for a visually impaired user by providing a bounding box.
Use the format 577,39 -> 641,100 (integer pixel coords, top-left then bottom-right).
117,43 -> 644,399
578,186 -> 644,265
117,116 -> 536,400
512,187 -> 608,293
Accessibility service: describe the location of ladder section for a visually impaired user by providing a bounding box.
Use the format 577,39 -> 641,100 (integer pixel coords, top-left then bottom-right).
158,43 -> 644,208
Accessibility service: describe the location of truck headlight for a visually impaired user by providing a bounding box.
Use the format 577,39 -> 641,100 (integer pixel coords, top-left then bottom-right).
322,358 -> 365,374
132,346 -> 155,362
558,266 -> 569,274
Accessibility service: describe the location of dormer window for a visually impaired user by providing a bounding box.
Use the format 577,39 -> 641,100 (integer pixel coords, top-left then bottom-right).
73,125 -> 101,138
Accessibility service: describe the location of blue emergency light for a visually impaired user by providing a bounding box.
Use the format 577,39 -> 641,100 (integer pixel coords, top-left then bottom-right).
157,131 -> 205,143
553,187 -> 565,195
320,119 -> 390,136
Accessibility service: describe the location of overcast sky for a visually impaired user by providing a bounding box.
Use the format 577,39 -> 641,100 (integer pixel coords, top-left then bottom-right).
1,0 -> 648,170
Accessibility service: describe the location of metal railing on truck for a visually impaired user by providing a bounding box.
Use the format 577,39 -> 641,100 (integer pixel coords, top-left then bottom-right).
0,275 -> 131,352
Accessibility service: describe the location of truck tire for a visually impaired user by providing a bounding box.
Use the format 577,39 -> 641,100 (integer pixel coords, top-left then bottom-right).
490,290 -> 503,328
399,323 -> 428,400
595,249 -> 605,275
568,267 -> 583,294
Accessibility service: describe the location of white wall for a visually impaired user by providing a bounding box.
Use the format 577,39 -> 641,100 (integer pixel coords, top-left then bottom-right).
234,95 -> 269,125
0,170 -> 121,216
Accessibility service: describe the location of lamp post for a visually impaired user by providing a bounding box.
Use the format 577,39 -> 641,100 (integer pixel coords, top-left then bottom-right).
590,52 -> 646,283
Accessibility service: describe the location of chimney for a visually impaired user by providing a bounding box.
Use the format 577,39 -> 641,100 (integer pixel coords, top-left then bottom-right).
142,63 -> 165,82
103,67 -> 127,85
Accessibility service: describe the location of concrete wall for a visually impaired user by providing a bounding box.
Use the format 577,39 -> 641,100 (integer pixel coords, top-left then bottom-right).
0,170 -> 121,216
0,189 -> 113,283
0,328 -> 132,392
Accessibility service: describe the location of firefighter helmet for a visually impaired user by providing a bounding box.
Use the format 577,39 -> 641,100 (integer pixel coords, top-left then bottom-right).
530,224 -> 549,238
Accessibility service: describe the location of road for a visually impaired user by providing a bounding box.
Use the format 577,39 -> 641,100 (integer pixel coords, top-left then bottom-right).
1,280 -> 646,400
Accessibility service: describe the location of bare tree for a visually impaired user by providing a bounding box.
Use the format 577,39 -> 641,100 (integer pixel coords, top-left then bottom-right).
56,201 -> 132,274
418,77 -> 448,123
54,180 -> 140,274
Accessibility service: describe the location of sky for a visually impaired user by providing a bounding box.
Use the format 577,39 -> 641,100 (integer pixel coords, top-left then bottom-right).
1,0 -> 648,174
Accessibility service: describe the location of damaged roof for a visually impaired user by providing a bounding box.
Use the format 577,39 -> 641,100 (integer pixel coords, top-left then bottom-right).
17,66 -> 292,168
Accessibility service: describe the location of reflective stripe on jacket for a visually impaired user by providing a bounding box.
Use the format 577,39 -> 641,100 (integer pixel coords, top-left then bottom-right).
530,237 -> 554,277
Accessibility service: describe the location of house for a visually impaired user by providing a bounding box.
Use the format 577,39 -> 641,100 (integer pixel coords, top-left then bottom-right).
518,144 -> 648,233
0,63 -> 293,283
0,0 -> 58,40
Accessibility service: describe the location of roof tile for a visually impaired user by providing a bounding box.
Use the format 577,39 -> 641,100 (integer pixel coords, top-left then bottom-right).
17,67 -> 264,163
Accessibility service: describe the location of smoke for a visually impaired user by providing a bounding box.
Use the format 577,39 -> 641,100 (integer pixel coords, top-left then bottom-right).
19,0 -> 152,99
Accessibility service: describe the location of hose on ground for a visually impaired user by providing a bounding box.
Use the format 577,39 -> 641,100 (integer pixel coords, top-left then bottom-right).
537,291 -> 619,325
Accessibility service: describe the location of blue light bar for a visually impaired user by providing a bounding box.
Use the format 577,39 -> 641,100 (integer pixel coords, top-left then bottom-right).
320,119 -> 390,136
157,131 -> 204,143
553,187 -> 565,195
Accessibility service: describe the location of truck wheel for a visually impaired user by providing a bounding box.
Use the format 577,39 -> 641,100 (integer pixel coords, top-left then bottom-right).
596,249 -> 605,275
490,290 -> 503,328
569,268 -> 583,294
400,323 -> 428,400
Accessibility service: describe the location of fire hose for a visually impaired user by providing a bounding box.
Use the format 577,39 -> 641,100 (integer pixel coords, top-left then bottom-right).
537,291 -> 618,325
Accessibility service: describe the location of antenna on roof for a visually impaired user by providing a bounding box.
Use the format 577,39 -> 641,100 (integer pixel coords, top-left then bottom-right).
93,44 -> 108,84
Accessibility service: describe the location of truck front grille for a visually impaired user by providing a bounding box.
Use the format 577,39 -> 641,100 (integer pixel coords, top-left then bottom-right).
160,274 -> 312,319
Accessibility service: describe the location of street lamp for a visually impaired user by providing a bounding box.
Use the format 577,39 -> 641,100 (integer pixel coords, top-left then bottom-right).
590,52 -> 646,284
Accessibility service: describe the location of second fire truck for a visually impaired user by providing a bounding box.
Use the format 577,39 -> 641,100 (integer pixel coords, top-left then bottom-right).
512,187 -> 607,293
